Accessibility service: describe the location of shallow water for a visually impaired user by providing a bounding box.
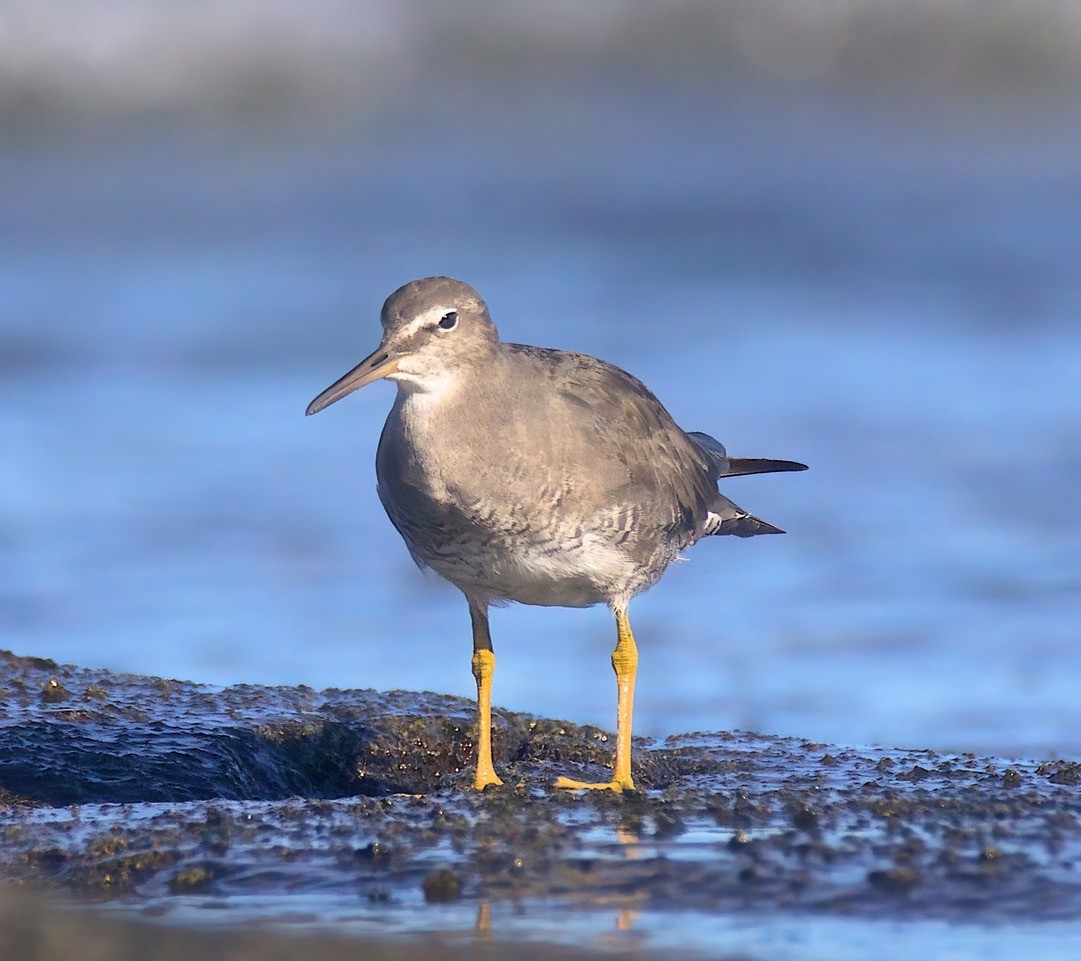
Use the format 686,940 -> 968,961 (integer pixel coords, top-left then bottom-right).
2,6 -> 1081,772
123,897 -> 1081,961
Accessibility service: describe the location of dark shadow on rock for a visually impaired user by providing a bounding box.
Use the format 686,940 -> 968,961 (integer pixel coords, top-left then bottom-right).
0,650 -> 497,802
0,720 -> 381,804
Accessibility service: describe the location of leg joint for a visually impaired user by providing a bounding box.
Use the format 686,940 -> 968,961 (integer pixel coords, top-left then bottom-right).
471,649 -> 496,682
611,647 -> 638,676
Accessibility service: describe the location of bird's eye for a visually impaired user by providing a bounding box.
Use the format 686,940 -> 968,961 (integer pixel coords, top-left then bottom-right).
437,310 -> 458,331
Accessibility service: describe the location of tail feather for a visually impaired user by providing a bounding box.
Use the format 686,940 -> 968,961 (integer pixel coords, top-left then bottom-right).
687,431 -> 808,478
703,494 -> 785,538
724,456 -> 808,477
687,430 -> 805,538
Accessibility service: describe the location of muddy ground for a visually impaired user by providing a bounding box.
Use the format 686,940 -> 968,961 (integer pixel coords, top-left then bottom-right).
2,649 -> 1080,956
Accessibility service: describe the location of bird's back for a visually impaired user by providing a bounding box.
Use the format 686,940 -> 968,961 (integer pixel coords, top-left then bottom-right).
501,344 -> 719,540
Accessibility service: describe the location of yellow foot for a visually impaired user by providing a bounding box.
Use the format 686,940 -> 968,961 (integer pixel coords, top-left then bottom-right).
554,775 -> 635,792
473,769 -> 504,791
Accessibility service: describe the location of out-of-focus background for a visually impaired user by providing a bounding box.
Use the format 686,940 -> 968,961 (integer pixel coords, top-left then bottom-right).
2,0 -> 1079,758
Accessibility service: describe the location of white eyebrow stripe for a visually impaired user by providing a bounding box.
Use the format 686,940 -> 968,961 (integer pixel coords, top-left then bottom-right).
396,306 -> 454,339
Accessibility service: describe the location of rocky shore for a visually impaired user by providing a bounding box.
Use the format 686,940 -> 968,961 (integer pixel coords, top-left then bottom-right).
2,649 -> 1080,956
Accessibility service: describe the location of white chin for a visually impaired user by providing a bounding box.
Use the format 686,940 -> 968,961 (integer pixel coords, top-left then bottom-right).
388,370 -> 455,396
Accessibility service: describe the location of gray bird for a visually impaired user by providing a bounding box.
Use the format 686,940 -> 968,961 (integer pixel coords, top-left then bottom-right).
307,277 -> 806,791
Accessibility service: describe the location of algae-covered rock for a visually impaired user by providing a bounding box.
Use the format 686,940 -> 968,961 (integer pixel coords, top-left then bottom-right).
2,648 -> 1081,928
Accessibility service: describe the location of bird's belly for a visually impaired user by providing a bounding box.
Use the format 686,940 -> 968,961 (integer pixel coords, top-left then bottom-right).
424,528 -> 636,608
381,481 -> 652,606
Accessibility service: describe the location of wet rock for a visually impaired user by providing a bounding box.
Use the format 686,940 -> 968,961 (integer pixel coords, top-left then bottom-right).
201,808 -> 231,855
40,678 -> 70,703
652,809 -> 685,839
69,847 -> 179,894
422,867 -> 463,902
788,802 -> 819,832
1041,762 -> 1081,786
169,862 -> 220,893
2,649 -> 1081,928
353,841 -> 392,863
868,866 -> 920,892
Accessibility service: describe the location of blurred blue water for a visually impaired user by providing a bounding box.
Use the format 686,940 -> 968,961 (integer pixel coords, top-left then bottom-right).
2,51 -> 1081,760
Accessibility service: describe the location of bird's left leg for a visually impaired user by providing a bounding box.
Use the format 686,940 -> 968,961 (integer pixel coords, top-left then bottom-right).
555,607 -> 638,792
469,599 -> 503,790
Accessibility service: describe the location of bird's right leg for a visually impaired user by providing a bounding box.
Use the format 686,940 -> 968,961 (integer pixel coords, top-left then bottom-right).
469,599 -> 503,790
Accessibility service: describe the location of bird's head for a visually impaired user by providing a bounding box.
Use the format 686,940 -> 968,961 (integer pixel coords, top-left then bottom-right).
306,276 -> 499,414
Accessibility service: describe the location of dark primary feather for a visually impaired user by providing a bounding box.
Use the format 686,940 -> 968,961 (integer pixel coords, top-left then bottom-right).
702,494 -> 785,537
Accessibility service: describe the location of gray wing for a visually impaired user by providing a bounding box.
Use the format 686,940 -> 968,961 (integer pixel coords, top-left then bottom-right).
509,347 -> 808,544
508,346 -> 719,546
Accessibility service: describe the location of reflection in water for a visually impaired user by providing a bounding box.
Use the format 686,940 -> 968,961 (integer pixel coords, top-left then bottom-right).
599,906 -> 644,950
474,900 -> 492,940
474,897 -> 642,950
615,823 -> 642,859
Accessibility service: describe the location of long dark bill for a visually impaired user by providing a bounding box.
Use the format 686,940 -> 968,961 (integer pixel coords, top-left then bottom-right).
305,347 -> 399,415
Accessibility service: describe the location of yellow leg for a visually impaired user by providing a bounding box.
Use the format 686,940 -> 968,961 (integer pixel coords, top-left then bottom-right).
469,601 -> 503,790
555,608 -> 638,792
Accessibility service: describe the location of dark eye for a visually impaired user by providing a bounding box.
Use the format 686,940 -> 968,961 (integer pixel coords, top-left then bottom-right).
438,310 -> 458,331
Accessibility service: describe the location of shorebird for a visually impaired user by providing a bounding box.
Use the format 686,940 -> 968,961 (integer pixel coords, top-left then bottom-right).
307,277 -> 806,791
